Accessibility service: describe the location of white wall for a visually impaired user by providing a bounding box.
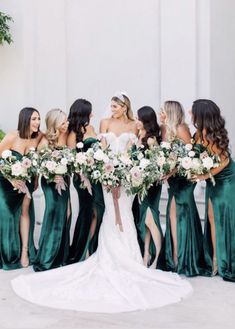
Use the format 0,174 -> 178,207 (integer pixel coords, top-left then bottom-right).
0,0 -> 234,152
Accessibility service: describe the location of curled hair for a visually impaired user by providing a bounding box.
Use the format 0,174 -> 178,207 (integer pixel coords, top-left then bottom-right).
45,109 -> 67,148
192,99 -> 229,156
17,107 -> 40,139
111,94 -> 134,121
137,106 -> 161,147
68,99 -> 92,142
163,101 -> 185,141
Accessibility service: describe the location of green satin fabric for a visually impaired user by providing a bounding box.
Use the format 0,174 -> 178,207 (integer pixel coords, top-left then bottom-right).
132,184 -> 164,268
69,138 -> 105,263
204,158 -> 235,281
33,176 -> 71,271
165,175 -> 208,276
0,150 -> 36,270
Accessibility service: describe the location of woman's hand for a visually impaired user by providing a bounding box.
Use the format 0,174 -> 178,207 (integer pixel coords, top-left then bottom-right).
191,174 -> 208,183
162,168 -> 177,181
11,179 -> 26,191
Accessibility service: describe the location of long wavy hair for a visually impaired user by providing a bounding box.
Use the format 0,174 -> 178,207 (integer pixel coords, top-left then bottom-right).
137,106 -> 161,147
17,107 -> 40,139
163,101 -> 186,141
68,99 -> 92,142
111,93 -> 134,121
45,109 -> 67,148
192,99 -> 229,156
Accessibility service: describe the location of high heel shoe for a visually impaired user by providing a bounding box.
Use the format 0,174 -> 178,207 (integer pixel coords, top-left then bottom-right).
212,257 -> 218,276
20,246 -> 29,268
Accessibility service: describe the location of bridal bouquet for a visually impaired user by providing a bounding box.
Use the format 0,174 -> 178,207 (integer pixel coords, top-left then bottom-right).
175,140 -> 220,185
0,148 -> 39,197
38,147 -> 74,194
121,145 -> 161,201
74,142 -> 122,192
156,142 -> 178,178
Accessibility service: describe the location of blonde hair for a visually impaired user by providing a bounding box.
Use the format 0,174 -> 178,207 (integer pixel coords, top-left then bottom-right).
163,100 -> 185,141
111,94 -> 134,121
45,109 -> 67,148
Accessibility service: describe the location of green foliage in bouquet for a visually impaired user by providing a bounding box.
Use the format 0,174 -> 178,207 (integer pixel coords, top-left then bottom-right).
0,11 -> 13,45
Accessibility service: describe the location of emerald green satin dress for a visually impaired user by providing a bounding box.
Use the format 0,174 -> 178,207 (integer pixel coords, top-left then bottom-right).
69,138 -> 105,263
132,184 -> 164,268
33,176 -> 71,272
203,154 -> 235,281
165,175 -> 208,276
0,150 -> 36,270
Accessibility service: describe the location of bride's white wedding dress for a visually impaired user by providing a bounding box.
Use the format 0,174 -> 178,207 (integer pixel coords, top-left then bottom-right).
11,132 -> 192,313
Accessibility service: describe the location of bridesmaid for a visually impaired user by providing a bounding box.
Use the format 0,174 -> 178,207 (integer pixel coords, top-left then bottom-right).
133,106 -> 163,269
67,99 -> 105,263
33,109 -> 71,271
0,107 -> 41,269
160,100 -> 207,276
191,99 -> 235,281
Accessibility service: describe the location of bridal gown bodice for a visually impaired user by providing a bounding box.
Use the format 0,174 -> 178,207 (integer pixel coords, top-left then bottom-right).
12,132 -> 192,313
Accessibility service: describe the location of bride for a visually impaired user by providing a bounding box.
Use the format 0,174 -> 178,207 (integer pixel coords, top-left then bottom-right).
11,93 -> 192,313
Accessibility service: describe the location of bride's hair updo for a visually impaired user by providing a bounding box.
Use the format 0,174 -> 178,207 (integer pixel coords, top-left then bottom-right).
163,100 -> 186,141
68,99 -> 92,142
111,93 -> 134,121
45,109 -> 67,148
192,99 -> 230,156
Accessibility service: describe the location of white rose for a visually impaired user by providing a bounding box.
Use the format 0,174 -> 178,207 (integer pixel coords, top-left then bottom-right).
76,153 -> 87,165
161,142 -> 171,149
32,160 -> 38,166
76,142 -> 84,149
2,150 -> 12,159
11,163 -> 25,176
119,155 -> 132,166
139,158 -> 150,169
137,153 -> 144,160
181,157 -> 193,170
156,156 -> 166,167
188,150 -> 195,158
61,158 -> 68,166
45,161 -> 57,172
185,144 -> 193,151
55,164 -> 67,175
202,157 -> 214,170
192,158 -> 201,170
94,149 -> 106,161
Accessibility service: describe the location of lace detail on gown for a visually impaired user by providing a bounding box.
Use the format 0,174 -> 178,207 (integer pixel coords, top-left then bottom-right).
11,132 -> 192,313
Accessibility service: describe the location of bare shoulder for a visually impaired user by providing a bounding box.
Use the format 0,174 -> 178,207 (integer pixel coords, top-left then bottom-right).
176,124 -> 192,143
37,136 -> 49,150
0,130 -> 17,145
128,120 -> 138,135
99,118 -> 110,133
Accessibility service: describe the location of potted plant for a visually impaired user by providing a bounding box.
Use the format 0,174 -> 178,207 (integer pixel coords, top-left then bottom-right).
0,11 -> 13,45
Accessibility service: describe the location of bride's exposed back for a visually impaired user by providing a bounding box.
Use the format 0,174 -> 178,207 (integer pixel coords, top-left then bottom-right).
11,93 -> 192,313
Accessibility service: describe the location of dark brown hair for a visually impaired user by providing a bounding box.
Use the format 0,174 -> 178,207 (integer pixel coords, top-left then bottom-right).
192,99 -> 229,156
17,107 -> 40,139
137,106 -> 161,147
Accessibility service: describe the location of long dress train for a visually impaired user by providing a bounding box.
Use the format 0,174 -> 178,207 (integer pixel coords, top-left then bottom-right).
11,133 -> 192,312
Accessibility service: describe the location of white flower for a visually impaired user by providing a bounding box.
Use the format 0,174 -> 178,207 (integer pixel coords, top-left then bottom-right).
45,161 -> 57,172
32,160 -> 38,166
76,153 -> 87,165
188,150 -> 195,158
185,144 -> 193,151
94,149 -> 106,161
2,150 -> 12,159
181,157 -> 193,170
156,156 -> 166,167
11,163 -> 27,177
119,155 -> 132,166
191,158 -> 201,170
137,153 -> 144,160
139,158 -> 150,169
202,157 -> 214,170
86,148 -> 94,156
61,158 -> 68,166
76,142 -> 84,149
93,170 -> 101,179
55,164 -> 67,175
161,142 -> 171,149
